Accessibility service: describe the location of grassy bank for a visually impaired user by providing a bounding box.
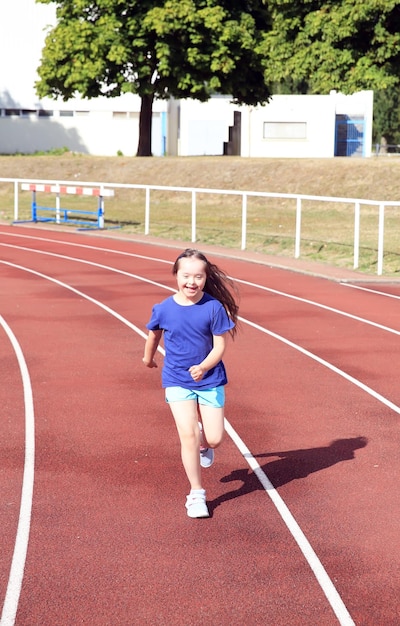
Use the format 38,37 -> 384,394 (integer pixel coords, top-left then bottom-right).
1,154 -> 400,275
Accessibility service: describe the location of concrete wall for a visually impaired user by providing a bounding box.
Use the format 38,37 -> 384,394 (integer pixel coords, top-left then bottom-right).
242,95 -> 336,158
171,96 -> 236,156
0,105 -> 165,157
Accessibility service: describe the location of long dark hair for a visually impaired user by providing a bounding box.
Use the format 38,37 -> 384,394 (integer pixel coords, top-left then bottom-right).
173,248 -> 239,337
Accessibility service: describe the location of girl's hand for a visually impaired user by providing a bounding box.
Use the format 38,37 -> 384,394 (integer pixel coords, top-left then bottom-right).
189,365 -> 205,381
143,358 -> 158,368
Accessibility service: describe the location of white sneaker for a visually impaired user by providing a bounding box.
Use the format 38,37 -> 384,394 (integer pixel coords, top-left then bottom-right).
185,489 -> 209,518
200,447 -> 214,468
198,421 -> 215,468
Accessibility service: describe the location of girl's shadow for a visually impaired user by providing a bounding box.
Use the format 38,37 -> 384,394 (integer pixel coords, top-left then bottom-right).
209,436 -> 368,514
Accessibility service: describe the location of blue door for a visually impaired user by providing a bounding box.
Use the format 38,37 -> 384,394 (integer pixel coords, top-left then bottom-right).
335,115 -> 365,157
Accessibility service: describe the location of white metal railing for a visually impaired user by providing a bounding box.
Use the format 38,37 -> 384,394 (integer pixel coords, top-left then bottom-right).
1,176 -> 400,276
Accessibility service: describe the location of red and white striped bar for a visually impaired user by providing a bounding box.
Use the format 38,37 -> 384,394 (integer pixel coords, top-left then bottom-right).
21,183 -> 114,197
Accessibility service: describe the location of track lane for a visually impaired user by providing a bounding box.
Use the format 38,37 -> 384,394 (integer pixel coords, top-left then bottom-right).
0,225 -> 400,623
3,236 -> 400,407
224,324 -> 400,625
0,314 -> 35,626
0,320 -> 28,618
0,260 -> 344,623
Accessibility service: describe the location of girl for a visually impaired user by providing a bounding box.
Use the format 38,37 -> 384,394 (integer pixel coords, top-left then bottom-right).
143,249 -> 238,518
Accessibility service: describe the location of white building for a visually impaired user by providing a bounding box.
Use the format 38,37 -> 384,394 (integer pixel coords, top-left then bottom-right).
171,90 -> 373,158
0,0 -> 373,158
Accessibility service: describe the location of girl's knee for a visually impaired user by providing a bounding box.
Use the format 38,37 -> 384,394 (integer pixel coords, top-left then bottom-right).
206,430 -> 225,449
179,427 -> 200,449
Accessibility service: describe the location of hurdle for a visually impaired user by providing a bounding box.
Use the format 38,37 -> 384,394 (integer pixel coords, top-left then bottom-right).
20,183 -> 115,229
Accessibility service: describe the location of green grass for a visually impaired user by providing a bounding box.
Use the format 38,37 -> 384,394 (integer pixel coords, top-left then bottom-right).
103,194 -> 400,275
1,154 -> 400,276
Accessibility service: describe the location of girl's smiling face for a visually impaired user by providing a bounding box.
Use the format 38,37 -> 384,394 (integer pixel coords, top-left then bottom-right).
175,257 -> 207,303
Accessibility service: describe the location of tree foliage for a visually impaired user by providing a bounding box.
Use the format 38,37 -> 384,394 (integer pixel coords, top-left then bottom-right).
36,0 -> 400,156
373,87 -> 400,146
262,0 -> 400,94
35,0 -> 271,155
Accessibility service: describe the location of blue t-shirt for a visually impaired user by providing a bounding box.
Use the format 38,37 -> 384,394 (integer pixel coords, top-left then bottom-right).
146,292 -> 234,389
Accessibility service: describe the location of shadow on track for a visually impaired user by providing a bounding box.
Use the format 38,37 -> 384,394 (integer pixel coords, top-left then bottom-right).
209,436 -> 368,514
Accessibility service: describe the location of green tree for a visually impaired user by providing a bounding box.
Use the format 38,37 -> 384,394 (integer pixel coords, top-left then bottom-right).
261,0 -> 400,94
35,0 -> 271,156
373,87 -> 400,147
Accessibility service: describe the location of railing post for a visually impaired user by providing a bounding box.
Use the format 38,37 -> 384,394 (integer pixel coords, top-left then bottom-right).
241,193 -> 247,250
353,201 -> 360,269
191,190 -> 196,243
55,186 -> 61,224
32,190 -> 37,221
377,203 -> 385,275
98,192 -> 105,229
145,187 -> 150,235
295,196 -> 302,258
14,180 -> 19,221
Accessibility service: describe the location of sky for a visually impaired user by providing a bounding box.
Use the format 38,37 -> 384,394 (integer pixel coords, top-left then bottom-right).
0,0 -> 56,107
0,0 -> 143,111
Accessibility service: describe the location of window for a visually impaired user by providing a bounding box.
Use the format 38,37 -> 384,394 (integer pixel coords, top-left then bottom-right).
263,122 -> 307,140
60,110 -> 74,117
112,112 -> 138,119
21,109 -> 36,117
38,109 -> 54,117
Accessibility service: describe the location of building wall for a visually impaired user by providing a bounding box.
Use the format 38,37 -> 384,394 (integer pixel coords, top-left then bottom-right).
243,95 -> 336,158
176,91 -> 373,158
0,105 -> 165,157
172,97 -> 236,156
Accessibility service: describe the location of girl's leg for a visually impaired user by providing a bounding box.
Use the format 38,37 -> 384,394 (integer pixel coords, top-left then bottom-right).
198,405 -> 225,449
169,399 -> 202,490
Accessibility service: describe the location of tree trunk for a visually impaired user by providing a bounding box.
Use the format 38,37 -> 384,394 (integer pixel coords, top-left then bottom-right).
136,93 -> 154,157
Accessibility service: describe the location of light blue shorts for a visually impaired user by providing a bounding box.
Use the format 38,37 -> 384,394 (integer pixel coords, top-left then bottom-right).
165,386 -> 225,408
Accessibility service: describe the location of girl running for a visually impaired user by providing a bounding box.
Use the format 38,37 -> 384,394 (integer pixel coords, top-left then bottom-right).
143,248 -> 238,518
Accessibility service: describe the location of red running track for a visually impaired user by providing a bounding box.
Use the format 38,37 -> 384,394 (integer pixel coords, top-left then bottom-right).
1,225 -> 400,626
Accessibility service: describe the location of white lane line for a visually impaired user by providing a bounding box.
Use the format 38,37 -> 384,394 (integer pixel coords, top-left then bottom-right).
3,247 -> 399,413
0,242 -> 172,294
0,229 -> 398,305
0,244 -> 400,413
1,260 -> 362,625
0,260 -> 150,339
3,249 -> 399,415
0,230 -> 172,264
2,242 -> 400,338
225,420 -> 355,626
239,314 -> 400,415
2,245 -> 400,411
342,282 -> 400,300
233,276 -> 400,336
0,316 -> 35,626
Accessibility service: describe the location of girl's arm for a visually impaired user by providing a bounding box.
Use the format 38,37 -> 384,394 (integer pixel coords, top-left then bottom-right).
189,334 -> 227,382
143,329 -> 163,368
